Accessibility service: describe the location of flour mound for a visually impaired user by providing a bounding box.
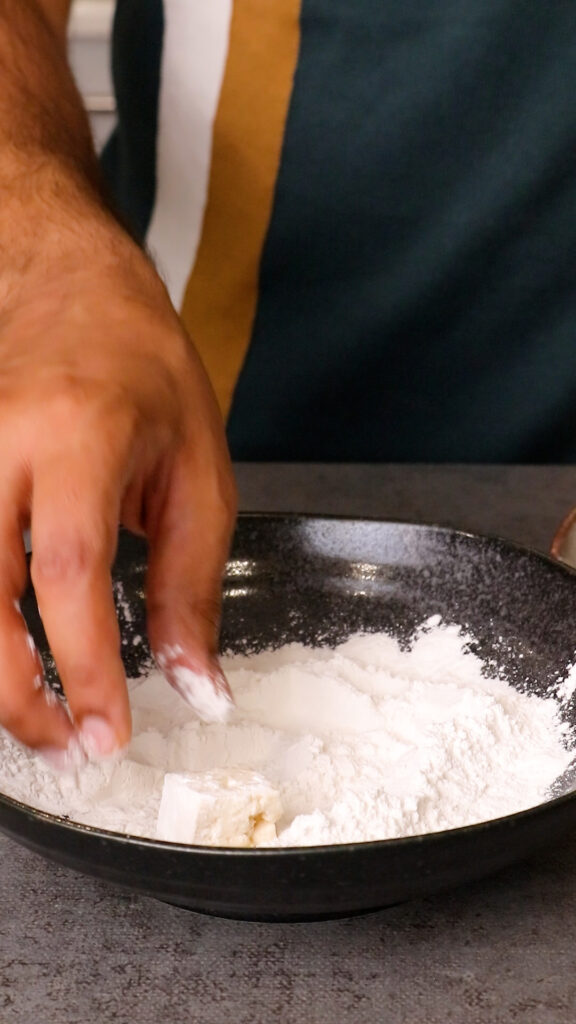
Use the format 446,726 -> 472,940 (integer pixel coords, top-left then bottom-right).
0,622 -> 572,846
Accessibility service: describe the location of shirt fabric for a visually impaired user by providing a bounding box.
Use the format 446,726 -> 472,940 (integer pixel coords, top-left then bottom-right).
102,0 -> 576,462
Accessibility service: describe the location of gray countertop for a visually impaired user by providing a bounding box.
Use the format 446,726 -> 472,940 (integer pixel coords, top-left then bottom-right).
3,464 -> 576,1024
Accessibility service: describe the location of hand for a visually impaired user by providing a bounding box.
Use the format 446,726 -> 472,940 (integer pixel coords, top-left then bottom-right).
0,206 -> 237,764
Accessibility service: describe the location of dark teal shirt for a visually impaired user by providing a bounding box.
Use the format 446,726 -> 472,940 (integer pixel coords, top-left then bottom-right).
103,1 -> 576,462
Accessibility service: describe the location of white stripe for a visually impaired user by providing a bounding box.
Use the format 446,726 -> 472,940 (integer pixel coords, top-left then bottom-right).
146,0 -> 233,310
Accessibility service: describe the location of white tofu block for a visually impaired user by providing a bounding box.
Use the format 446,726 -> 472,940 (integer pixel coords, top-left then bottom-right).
156,769 -> 283,847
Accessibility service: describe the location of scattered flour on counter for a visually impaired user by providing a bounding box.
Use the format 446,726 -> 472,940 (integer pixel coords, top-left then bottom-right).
0,621 -> 573,846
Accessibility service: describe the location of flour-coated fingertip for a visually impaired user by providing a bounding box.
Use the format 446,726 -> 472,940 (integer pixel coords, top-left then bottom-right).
173,666 -> 234,723
155,645 -> 235,723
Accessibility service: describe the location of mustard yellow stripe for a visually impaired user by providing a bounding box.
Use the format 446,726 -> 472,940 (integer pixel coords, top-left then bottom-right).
180,0 -> 301,420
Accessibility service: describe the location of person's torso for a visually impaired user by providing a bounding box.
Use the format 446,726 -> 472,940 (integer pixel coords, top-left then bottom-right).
102,0 -> 576,462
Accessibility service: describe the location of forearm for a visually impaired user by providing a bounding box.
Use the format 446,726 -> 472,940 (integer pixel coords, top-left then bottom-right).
0,0 -> 121,298
0,1 -> 101,181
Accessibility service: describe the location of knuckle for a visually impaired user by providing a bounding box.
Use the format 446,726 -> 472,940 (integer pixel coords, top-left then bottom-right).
148,592 -> 222,634
42,377 -> 139,444
58,663 -> 100,696
192,595 -> 222,633
31,535 -> 97,586
44,378 -> 92,427
98,403 -> 139,454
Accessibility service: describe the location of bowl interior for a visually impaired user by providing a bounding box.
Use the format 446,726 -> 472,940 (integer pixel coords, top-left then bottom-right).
21,515 -> 576,792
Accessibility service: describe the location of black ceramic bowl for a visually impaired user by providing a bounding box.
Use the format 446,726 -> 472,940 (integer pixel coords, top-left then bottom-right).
1,515 -> 576,922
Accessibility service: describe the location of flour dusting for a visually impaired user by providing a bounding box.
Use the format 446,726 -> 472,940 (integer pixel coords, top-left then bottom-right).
0,620 -> 573,846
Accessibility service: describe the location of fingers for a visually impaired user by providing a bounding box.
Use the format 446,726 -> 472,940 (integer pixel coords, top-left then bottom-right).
30,450 -> 131,754
146,445 -> 237,723
0,495 -> 74,750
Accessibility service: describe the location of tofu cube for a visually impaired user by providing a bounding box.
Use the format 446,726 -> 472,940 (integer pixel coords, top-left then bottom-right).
156,769 -> 282,847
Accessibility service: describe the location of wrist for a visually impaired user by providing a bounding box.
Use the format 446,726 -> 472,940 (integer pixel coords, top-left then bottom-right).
0,160 -> 164,310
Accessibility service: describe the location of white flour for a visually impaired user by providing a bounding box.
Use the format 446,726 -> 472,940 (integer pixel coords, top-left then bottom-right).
0,620 -> 573,846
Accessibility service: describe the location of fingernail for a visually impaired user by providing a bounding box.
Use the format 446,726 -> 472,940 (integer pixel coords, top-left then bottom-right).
78,715 -> 119,759
176,669 -> 234,723
212,666 -> 235,705
39,737 -> 87,773
155,645 -> 235,723
170,667 -> 234,723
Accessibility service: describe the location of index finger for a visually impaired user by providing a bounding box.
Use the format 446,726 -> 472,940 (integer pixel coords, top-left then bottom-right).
30,451 -> 131,756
